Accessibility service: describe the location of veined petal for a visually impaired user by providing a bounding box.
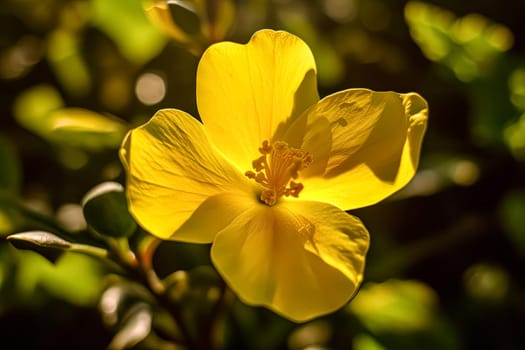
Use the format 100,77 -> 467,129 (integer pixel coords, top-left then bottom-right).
210,200 -> 369,322
196,29 -> 319,170
293,89 -> 428,210
122,109 -> 250,241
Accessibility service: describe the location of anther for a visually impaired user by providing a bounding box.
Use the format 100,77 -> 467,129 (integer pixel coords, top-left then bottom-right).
245,140 -> 312,206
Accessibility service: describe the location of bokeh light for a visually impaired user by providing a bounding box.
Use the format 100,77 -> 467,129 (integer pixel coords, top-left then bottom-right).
323,0 -> 356,23
463,263 -> 509,302
56,204 -> 86,232
135,72 -> 166,106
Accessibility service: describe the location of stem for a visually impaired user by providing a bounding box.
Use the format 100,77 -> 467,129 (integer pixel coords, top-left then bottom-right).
69,243 -> 110,259
2,192 -> 218,348
138,236 -> 164,294
134,237 -> 230,350
120,236 -> 199,350
202,282 -> 232,350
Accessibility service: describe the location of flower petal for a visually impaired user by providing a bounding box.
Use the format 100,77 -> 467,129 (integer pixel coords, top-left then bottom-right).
122,109 -> 250,241
174,191 -> 257,243
196,29 -> 319,170
211,200 -> 369,322
292,89 -> 428,210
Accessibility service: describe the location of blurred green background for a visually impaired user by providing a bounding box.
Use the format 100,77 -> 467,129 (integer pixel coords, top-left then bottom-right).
1,0 -> 525,349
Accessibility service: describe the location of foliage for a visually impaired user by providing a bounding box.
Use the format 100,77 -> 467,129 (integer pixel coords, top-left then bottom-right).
1,0 -> 524,349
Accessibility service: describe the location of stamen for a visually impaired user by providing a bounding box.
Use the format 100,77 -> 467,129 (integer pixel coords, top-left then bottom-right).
245,140 -> 312,206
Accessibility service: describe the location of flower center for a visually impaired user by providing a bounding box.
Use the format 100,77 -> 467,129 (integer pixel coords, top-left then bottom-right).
245,140 -> 312,206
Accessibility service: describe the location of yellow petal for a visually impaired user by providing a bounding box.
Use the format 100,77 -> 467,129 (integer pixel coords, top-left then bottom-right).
196,29 -> 319,170
211,200 -> 369,322
293,89 -> 428,210
122,109 -> 250,241
173,191 -> 257,243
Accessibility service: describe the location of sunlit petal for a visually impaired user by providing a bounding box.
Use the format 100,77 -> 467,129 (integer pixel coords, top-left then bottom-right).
211,200 -> 369,322
197,29 -> 319,169
122,109 -> 250,241
291,89 -> 428,210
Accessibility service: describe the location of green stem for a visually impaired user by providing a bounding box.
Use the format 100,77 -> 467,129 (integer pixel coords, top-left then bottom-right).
115,235 -> 199,349
69,243 -> 110,259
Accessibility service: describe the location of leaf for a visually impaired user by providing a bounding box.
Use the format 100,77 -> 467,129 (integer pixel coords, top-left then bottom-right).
13,84 -> 64,134
405,1 -> 513,82
7,230 -> 109,263
143,0 -> 235,54
108,303 -> 153,350
46,108 -> 128,150
2,248 -> 105,307
349,279 -> 438,333
82,182 -> 137,238
47,28 -> 91,97
8,230 -> 73,249
348,279 -> 461,349
7,230 -> 71,263
144,0 -> 204,54
91,0 -> 167,64
168,0 -> 201,36
39,252 -> 105,306
14,85 -> 127,150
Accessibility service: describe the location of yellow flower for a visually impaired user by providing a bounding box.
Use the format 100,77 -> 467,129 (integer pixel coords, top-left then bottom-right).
120,30 -> 428,322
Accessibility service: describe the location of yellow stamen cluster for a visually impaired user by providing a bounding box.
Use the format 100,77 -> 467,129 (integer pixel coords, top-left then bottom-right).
245,140 -> 312,206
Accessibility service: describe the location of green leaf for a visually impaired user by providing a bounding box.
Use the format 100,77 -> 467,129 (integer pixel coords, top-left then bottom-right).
82,182 -> 137,238
405,1 -> 514,82
91,0 -> 167,64
39,252 -> 105,305
7,230 -> 109,263
7,230 -> 71,263
348,279 -> 461,350
47,28 -> 91,97
349,279 -> 438,333
353,333 -> 388,350
46,108 -> 128,150
13,84 -> 64,134
14,85 -> 127,150
1,246 -> 105,307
